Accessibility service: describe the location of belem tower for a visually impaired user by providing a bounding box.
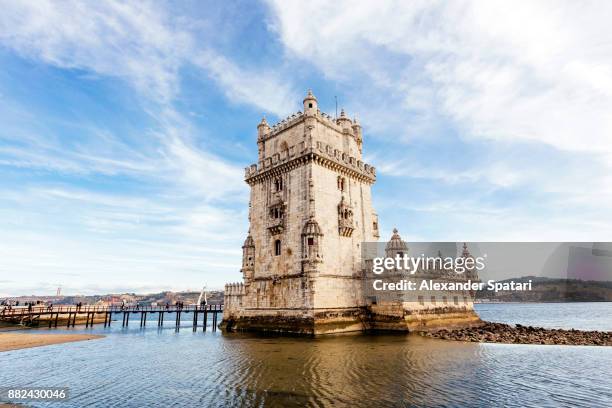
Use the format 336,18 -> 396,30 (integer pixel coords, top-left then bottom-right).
221,90 -> 482,335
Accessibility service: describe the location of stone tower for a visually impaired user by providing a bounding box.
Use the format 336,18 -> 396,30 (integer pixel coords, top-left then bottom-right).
222,90 -> 380,334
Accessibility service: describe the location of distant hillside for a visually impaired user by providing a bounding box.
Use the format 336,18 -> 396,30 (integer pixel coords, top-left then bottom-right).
476,276 -> 612,302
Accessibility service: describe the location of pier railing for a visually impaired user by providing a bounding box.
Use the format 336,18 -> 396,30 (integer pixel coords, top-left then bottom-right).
0,304 -> 224,331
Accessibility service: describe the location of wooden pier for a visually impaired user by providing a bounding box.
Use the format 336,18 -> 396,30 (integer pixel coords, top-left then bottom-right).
0,304 -> 223,331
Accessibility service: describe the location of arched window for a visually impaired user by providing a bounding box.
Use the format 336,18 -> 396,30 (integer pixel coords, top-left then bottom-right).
337,176 -> 346,192
280,141 -> 289,153
274,240 -> 281,256
274,177 -> 283,191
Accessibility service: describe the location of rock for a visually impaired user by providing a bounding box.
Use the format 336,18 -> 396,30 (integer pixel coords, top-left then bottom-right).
422,321 -> 612,346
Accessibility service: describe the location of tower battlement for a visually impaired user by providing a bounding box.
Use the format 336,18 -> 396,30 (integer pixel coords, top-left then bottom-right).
244,141 -> 376,184
247,90 -> 372,187
259,108 -> 359,141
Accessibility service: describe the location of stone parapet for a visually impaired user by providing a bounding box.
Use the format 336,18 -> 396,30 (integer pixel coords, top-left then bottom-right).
244,146 -> 376,185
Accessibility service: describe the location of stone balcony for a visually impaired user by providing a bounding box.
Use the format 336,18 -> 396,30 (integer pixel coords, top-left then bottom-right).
338,218 -> 355,237
268,217 -> 285,235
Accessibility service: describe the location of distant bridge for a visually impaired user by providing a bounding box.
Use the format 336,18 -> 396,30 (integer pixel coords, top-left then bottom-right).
0,304 -> 224,331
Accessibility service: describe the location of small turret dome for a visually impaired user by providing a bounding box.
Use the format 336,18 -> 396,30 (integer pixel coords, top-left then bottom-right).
257,116 -> 270,139
336,108 -> 353,129
303,89 -> 318,114
243,234 -> 254,248
302,217 -> 323,236
385,228 -> 408,252
303,89 -> 317,103
461,242 -> 472,258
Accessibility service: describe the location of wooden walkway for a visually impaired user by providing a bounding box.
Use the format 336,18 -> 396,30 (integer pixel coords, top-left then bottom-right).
0,304 -> 224,331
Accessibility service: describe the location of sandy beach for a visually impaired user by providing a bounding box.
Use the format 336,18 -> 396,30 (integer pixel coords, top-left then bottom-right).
0,332 -> 104,352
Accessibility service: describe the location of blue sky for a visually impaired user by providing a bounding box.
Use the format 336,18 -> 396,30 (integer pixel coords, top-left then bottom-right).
1,1 -> 611,296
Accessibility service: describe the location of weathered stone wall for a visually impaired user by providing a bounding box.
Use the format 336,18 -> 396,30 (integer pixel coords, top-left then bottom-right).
312,163 -> 376,276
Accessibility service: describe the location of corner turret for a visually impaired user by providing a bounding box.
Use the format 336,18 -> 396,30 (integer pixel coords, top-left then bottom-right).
257,116 -> 271,140
352,117 -> 363,151
336,108 -> 353,131
241,233 -> 255,282
303,89 -> 318,116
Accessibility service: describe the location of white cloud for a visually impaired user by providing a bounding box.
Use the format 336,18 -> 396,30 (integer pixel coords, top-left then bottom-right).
0,185 -> 246,296
268,0 -> 612,239
0,0 -> 186,102
197,51 -> 298,116
267,0 -> 612,154
0,0 -> 297,112
0,1 -> 280,294
0,0 -> 289,200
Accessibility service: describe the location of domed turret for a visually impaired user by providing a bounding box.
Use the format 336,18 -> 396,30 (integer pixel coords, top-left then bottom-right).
257,116 -> 270,140
461,242 -> 478,279
241,233 -> 255,280
243,234 -> 254,249
303,89 -> 318,115
385,228 -> 408,258
302,216 -> 323,262
461,242 -> 471,258
352,116 -> 363,150
302,217 -> 323,236
336,108 -> 352,130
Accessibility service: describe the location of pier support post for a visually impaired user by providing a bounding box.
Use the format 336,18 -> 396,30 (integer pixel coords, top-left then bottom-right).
212,305 -> 217,331
203,306 -> 208,331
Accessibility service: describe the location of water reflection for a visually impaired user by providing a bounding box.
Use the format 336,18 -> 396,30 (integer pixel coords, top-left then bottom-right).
219,333 -> 486,407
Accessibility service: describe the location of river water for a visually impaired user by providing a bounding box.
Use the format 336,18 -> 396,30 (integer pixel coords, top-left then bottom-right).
1,303 -> 611,407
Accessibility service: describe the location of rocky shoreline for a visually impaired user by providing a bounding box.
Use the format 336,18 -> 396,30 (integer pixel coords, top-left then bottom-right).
419,322 -> 612,346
